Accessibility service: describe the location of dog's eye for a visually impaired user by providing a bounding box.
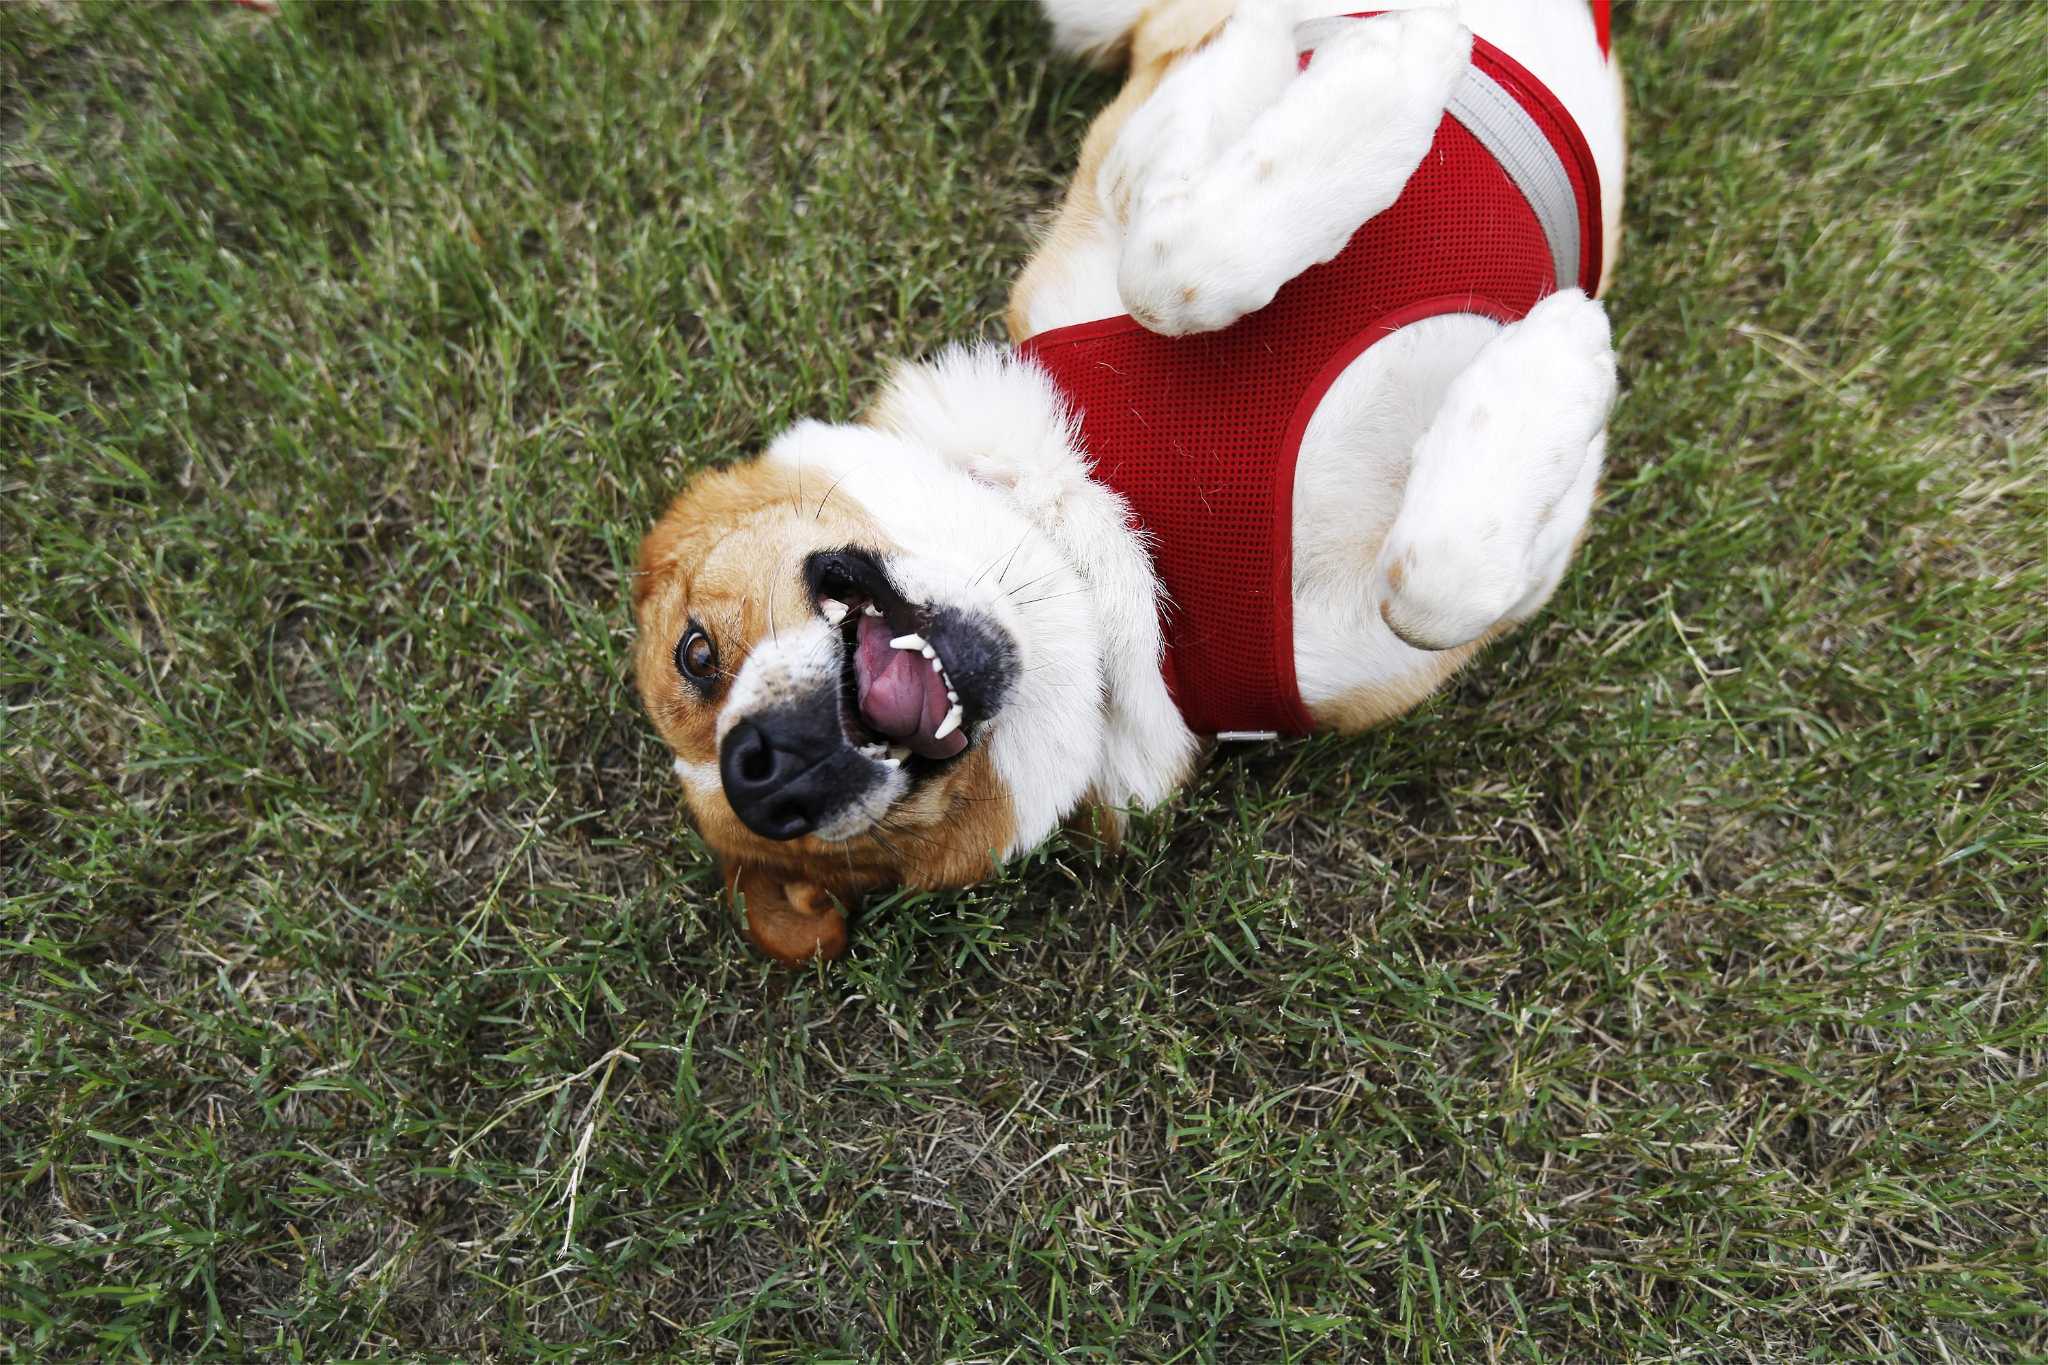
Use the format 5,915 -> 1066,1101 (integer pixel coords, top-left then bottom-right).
675,625 -> 718,684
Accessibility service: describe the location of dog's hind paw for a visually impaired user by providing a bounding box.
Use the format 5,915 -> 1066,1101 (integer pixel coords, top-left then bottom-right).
1376,290 -> 1615,652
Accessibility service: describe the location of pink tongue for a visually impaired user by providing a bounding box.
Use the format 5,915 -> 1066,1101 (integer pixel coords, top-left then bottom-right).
853,615 -> 967,759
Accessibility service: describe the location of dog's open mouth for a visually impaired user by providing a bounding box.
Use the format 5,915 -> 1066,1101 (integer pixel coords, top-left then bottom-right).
805,548 -> 992,770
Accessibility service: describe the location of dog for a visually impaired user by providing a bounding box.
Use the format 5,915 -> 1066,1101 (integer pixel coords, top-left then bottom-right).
632,0 -> 1624,964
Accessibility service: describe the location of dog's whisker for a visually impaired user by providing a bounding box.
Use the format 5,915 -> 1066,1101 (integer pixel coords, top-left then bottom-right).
812,468 -> 857,523
994,534 -> 1031,588
1002,567 -> 1064,599
1010,590 -> 1085,611
865,828 -> 909,862
972,531 -> 1033,589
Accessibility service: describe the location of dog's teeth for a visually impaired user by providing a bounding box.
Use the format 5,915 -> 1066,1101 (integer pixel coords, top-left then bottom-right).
887,745 -> 912,763
946,688 -> 958,703
932,704 -> 963,741
890,632 -> 927,652
863,603 -> 884,617
919,645 -> 936,660
819,598 -> 848,626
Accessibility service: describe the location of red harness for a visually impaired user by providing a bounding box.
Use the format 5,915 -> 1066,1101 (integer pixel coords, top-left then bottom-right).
1018,10 -> 1607,736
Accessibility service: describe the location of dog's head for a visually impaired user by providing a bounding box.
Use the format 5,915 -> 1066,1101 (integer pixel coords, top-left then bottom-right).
633,371 -> 1116,962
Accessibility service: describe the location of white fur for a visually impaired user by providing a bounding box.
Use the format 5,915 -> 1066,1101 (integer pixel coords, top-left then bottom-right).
1097,1 -> 1299,230
674,754 -> 722,798
762,416 -> 1148,856
713,612 -> 841,748
1287,312 -> 1500,707
1374,290 -> 1614,650
873,348 -> 1202,818
1037,0 -> 1152,67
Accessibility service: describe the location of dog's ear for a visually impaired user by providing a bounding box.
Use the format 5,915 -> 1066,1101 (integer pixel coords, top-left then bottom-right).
725,863 -> 850,966
633,517 -> 689,610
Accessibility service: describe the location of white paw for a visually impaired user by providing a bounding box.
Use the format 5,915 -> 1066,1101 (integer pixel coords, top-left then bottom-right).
1514,290 -> 1622,432
1114,8 -> 1469,337
1116,186 -> 1283,335
1376,291 -> 1615,651
1316,6 -> 1471,111
1093,2 -> 1295,232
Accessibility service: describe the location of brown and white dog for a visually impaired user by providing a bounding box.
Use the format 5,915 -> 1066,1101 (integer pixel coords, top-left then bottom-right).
633,0 -> 1624,963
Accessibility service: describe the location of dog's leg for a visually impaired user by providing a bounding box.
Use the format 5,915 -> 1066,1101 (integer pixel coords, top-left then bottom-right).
1109,5 -> 1470,336
1375,289 -> 1616,651
1096,0 -> 1296,224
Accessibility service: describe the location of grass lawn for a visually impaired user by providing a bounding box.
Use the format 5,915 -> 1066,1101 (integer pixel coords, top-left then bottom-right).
4,0 -> 2044,1358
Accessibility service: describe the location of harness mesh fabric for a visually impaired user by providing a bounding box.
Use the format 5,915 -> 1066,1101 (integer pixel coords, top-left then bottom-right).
1017,30 -> 1603,736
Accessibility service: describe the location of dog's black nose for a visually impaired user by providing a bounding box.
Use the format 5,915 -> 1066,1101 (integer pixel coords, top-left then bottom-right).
720,716 -> 844,841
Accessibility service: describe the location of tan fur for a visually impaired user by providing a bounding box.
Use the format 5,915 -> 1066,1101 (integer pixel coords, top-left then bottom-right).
1313,644 -> 1479,731
1597,50 -> 1626,297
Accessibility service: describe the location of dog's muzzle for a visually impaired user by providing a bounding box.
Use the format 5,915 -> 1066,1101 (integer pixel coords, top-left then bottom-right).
718,696 -> 877,841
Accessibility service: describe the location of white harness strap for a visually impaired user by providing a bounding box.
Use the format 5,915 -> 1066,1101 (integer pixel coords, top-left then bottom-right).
1447,65 -> 1581,291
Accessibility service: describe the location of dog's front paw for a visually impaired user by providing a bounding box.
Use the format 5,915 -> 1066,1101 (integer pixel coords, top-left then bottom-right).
1376,290 -> 1615,651
1117,186 -> 1282,336
1113,8 -> 1469,337
1296,5 -> 1470,124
